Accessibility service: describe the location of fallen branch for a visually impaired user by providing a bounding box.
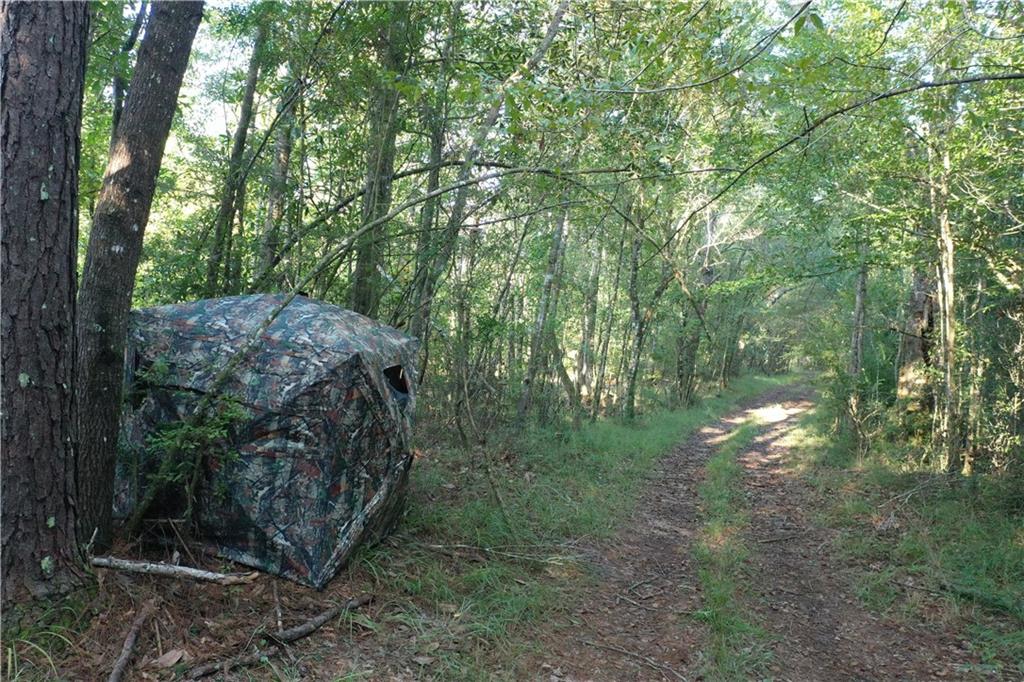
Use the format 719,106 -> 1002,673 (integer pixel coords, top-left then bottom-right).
107,599 -> 157,682
583,640 -> 687,681
187,594 -> 372,679
91,556 -> 259,585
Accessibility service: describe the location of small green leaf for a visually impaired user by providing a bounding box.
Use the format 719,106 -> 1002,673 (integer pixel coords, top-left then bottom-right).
47,516 -> 56,528
41,556 -> 55,575
793,15 -> 806,35
809,13 -> 824,31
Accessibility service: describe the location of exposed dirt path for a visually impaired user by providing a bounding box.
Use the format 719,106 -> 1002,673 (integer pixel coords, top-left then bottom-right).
538,384 -> 975,681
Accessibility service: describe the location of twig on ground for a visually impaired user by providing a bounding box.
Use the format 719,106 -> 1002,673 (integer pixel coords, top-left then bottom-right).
615,593 -> 657,611
758,531 -> 809,544
107,599 -> 157,682
583,640 -> 687,681
91,556 -> 259,585
187,594 -> 372,679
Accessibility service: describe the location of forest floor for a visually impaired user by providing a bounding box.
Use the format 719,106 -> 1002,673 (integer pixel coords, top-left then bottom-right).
8,380 -> 1017,680
535,384 -> 987,681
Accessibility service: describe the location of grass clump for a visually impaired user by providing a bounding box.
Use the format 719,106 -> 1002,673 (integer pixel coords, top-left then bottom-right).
692,421 -> 772,680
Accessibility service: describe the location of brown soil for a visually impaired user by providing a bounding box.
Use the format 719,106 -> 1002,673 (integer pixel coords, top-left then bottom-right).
537,385 -> 979,681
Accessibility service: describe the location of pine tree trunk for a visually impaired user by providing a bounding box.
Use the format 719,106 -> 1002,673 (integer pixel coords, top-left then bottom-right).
205,23 -> 264,296
1,0 -> 89,604
76,1 -> 203,550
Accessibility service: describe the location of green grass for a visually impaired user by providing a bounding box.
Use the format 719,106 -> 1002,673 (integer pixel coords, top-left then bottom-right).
1,586 -> 96,681
782,406 -> 1024,677
347,374 -> 794,679
691,420 -> 772,680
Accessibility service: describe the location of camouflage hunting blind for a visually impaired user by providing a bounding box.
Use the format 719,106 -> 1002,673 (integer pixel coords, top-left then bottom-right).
115,294 -> 418,588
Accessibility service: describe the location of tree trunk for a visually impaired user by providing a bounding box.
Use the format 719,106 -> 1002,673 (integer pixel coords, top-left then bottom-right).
591,226 -> 627,420
931,141 -> 959,472
578,243 -> 602,402
406,25 -> 452,372
1,0 -> 89,604
517,207 -> 568,420
350,3 -> 410,318
205,22 -> 264,296
675,310 -> 701,406
254,79 -> 296,289
624,233 -> 644,421
111,1 -> 148,137
897,267 -> 934,411
849,255 -> 868,377
76,1 -> 203,550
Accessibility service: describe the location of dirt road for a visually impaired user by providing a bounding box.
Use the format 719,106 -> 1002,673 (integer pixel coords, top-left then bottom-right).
539,385 -> 975,681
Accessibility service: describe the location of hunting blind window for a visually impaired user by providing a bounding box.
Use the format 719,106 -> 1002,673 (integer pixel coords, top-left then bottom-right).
384,365 -> 410,398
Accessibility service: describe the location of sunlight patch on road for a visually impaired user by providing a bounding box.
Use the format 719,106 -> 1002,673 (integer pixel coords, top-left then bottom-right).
746,403 -> 801,424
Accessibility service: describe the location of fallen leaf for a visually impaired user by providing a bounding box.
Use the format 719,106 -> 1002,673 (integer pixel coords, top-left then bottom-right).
412,655 -> 435,666
152,648 -> 189,668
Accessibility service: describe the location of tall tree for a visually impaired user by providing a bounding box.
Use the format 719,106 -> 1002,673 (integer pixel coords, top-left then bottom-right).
76,1 -> 203,549
1,0 -> 89,603
350,1 -> 412,317
205,22 -> 265,296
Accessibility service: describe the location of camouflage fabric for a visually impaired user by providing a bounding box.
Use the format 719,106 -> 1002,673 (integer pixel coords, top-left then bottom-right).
115,294 -> 418,588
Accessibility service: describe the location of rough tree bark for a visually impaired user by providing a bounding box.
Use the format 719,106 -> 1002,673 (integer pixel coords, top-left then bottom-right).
1,0 -> 89,604
77,1 -> 204,549
350,2 -> 410,318
897,267 -> 934,411
111,1 -> 148,136
205,23 -> 264,296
